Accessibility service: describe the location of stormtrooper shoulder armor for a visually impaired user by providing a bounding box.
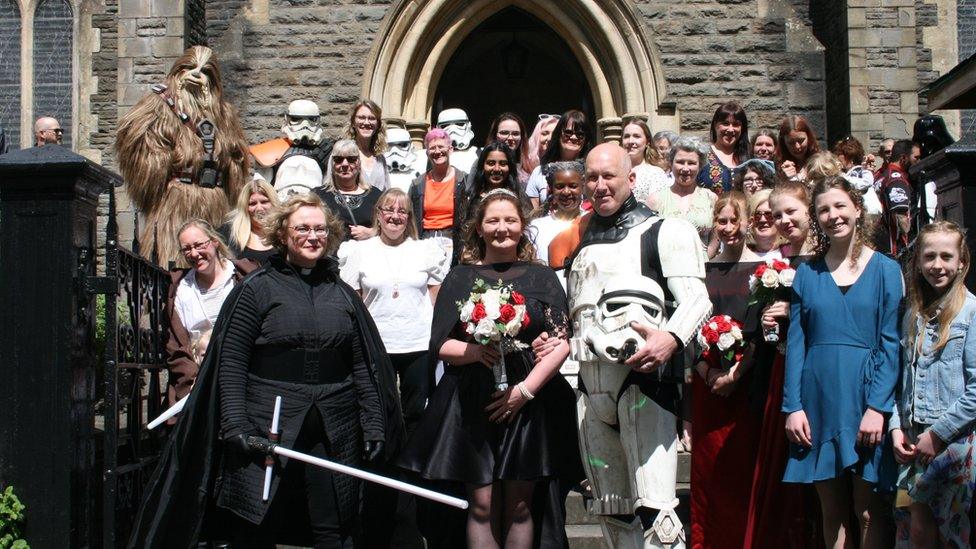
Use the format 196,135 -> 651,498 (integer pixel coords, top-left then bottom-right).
654,217 -> 706,280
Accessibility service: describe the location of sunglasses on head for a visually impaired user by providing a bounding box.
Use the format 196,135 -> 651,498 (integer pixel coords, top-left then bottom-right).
538,114 -> 558,121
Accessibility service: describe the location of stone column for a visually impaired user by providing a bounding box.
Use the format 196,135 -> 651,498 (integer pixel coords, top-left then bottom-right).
847,0 -> 921,148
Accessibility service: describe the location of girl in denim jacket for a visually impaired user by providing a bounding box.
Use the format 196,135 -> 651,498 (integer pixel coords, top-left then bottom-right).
892,221 -> 976,547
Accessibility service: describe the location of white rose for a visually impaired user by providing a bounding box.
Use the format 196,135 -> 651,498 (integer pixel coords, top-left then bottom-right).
761,269 -> 780,288
748,275 -> 759,292
730,325 -> 743,340
779,268 -> 796,287
465,322 -> 476,335
482,289 -> 502,319
459,300 -> 475,322
709,321 -> 719,331
504,305 -> 526,336
717,332 -> 736,351
474,318 -> 496,340
697,332 -> 709,349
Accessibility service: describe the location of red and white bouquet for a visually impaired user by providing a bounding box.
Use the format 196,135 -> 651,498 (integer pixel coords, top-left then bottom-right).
458,279 -> 531,390
697,314 -> 746,369
748,258 -> 796,342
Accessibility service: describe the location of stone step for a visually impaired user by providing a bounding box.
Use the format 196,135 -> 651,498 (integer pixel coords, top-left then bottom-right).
567,524 -> 609,549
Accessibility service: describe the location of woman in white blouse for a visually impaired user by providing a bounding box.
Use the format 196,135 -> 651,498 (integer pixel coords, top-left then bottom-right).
339,188 -> 448,435
621,117 -> 670,203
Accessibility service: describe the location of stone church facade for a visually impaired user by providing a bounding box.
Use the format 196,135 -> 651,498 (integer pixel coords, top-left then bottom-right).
0,0 -> 966,169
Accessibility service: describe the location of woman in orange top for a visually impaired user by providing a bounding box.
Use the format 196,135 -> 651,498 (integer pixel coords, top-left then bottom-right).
408,128 -> 468,262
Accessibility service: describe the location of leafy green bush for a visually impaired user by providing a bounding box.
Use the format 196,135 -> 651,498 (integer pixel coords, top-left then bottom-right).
0,485 -> 28,549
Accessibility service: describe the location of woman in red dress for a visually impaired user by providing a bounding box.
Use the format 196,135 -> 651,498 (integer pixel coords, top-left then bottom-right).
742,180 -> 820,548
690,192 -> 764,547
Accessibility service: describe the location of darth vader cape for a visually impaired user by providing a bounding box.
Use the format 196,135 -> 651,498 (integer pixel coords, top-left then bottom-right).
126,260 -> 404,548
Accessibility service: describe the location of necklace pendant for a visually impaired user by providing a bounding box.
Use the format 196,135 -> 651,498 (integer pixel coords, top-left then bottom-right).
392,287 -> 400,299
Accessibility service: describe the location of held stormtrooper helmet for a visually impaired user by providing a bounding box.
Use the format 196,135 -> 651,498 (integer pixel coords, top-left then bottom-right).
585,274 -> 667,363
281,99 -> 324,146
436,108 -> 474,150
384,128 -> 418,173
274,155 -> 323,201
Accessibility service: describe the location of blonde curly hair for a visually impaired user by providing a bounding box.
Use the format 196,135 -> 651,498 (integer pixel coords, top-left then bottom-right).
263,193 -> 346,257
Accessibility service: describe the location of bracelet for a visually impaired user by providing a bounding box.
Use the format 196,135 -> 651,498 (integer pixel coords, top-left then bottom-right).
517,382 -> 535,400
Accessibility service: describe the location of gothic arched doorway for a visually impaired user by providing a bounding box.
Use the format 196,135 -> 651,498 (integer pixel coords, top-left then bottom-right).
432,7 -> 595,144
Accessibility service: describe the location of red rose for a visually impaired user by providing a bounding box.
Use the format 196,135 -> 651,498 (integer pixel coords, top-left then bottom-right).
715,319 -> 732,332
522,312 -> 530,327
705,330 -> 720,344
755,264 -> 767,276
471,303 -> 487,323
499,304 -> 517,323
511,291 -> 526,305
772,260 -> 789,271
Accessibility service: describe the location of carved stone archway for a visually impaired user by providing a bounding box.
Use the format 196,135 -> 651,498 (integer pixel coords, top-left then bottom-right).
362,0 -> 676,143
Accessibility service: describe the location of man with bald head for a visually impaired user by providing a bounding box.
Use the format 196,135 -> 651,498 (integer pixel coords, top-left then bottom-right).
34,117 -> 63,146
566,143 -> 709,548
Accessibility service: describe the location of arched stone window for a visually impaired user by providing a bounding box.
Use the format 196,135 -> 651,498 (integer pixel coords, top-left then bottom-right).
0,0 -> 21,151
32,0 -> 72,147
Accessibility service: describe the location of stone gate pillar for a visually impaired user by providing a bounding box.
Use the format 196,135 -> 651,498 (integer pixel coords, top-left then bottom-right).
0,145 -> 121,547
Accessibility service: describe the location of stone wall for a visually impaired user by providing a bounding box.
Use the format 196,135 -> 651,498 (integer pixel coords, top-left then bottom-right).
90,0 -> 118,168
959,0 -> 976,133
207,0 -> 827,143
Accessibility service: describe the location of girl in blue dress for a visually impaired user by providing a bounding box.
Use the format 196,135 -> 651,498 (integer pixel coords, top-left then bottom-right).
783,175 -> 901,548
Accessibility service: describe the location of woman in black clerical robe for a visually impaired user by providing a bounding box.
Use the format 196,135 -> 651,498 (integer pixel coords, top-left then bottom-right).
126,193 -> 403,549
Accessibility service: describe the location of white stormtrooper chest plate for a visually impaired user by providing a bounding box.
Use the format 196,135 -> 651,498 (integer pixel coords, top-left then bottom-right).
568,217 -> 654,317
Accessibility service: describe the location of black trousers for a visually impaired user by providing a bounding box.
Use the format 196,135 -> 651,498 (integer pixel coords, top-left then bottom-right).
389,350 -> 429,438
228,407 -> 351,549
357,350 -> 428,548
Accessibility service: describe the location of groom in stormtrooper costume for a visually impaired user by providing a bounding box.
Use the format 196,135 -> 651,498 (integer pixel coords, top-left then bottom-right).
560,143 -> 710,548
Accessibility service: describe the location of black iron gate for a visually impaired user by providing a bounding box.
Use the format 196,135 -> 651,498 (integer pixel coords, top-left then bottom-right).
93,187 -> 172,548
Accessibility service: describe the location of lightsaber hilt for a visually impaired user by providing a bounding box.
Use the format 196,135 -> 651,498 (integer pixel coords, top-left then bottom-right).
262,396 -> 283,501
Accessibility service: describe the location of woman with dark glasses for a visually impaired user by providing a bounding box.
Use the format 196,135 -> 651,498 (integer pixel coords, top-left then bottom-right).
525,110 -> 593,209
315,139 -> 383,241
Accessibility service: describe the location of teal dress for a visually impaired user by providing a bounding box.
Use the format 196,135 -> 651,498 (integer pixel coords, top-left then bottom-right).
781,252 -> 901,487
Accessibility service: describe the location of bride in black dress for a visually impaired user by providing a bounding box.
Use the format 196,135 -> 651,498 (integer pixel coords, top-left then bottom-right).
399,188 -> 582,548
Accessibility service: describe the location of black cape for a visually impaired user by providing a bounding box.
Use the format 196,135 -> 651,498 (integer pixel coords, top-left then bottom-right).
127,257 -> 404,548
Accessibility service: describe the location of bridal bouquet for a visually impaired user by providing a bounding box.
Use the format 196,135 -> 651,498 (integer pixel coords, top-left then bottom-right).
748,258 -> 796,342
697,314 -> 746,369
458,279 -> 531,390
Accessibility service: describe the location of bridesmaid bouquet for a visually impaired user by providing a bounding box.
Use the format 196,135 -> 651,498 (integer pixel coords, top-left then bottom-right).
697,315 -> 746,370
748,258 -> 796,343
457,279 -> 531,390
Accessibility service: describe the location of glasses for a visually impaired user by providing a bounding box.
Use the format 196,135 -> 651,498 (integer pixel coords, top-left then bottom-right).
290,226 -> 328,237
752,211 -> 774,222
380,207 -> 409,218
332,155 -> 359,165
497,130 -> 521,138
562,128 -> 585,140
355,115 -> 377,123
43,128 -> 64,135
538,114 -> 558,121
180,239 -> 212,255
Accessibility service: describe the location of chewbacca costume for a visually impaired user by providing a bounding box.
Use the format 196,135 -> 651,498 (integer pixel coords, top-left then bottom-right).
116,46 -> 249,267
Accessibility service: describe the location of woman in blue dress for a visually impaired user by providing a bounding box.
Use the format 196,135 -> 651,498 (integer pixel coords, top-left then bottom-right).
782,175 -> 901,548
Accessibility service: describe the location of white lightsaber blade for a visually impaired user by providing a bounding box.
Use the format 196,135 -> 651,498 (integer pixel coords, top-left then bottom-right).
261,396 -> 283,501
147,394 -> 188,430
273,446 -> 468,510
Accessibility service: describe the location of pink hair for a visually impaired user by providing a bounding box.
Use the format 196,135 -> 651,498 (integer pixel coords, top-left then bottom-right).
523,117 -> 558,174
424,128 -> 450,147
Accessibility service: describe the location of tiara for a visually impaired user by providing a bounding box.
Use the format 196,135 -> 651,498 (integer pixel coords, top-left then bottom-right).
483,188 -> 518,199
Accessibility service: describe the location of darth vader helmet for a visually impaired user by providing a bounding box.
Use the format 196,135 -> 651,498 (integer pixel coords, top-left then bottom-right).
282,99 -> 324,146
912,115 -> 955,158
436,108 -> 474,150
384,128 -> 418,173
585,274 -> 667,363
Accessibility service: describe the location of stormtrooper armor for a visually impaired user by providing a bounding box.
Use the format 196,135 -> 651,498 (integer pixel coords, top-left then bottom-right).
436,108 -> 479,173
384,127 -> 422,192
273,155 -> 323,201
250,99 -> 333,185
568,198 -> 710,549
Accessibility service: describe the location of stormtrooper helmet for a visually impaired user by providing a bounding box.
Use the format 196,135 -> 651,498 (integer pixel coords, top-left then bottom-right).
274,155 -> 323,201
282,99 -> 324,146
585,274 -> 667,363
436,108 -> 474,150
384,128 -> 418,173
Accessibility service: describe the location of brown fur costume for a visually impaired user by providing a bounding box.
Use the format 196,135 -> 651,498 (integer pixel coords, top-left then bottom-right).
116,46 -> 249,267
